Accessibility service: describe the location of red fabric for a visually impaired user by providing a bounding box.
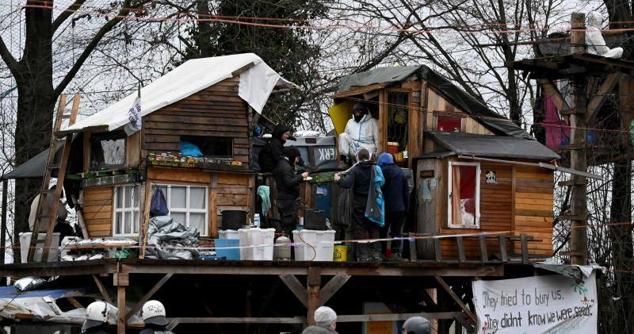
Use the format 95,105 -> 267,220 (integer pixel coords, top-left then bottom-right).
438,116 -> 461,132
459,165 -> 475,199
543,95 -> 570,150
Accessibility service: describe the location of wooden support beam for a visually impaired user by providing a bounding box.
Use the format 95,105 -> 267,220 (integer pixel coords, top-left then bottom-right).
498,235 -> 508,262
126,273 -> 173,321
455,237 -> 465,263
319,274 -> 350,306
279,274 -> 308,308
521,235 -> 529,264
92,275 -> 113,304
478,235 -> 488,264
434,275 -> 476,324
117,286 -> 127,334
306,267 -> 321,326
378,89 -> 388,153
139,181 -> 152,259
434,238 -> 442,262
409,234 -> 418,262
539,79 -> 570,113
587,73 -> 622,121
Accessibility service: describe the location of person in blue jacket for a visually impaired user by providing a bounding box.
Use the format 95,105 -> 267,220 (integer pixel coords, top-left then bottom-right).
377,152 -> 409,260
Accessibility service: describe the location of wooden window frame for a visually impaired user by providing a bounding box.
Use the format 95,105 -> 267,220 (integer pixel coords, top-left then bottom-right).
112,184 -> 141,237
447,161 -> 481,229
153,183 -> 209,236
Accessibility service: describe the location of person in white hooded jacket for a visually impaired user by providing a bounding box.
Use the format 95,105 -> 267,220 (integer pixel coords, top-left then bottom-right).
338,103 -> 379,163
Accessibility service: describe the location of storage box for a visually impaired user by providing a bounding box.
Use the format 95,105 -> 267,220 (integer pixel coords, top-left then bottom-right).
19,232 -> 60,263
292,230 -> 336,261
238,228 -> 275,261
214,238 -> 240,260
219,229 -> 243,259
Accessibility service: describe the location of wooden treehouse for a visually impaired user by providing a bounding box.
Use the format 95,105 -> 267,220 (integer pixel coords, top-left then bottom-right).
331,65 -> 563,263
0,54 -> 581,334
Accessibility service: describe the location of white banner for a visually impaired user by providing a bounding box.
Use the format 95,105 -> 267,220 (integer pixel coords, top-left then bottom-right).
124,96 -> 142,135
472,272 -> 597,334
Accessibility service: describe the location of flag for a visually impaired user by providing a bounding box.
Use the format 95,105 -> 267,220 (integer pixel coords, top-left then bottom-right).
124,96 -> 142,135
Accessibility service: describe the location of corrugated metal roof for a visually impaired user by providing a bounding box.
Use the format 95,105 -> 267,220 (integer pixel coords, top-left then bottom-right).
428,131 -> 560,161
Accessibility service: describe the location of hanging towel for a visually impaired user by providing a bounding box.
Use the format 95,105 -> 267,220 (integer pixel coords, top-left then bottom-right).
365,165 -> 385,227
257,185 -> 271,216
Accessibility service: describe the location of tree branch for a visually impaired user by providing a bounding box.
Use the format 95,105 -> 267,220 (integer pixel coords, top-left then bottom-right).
0,36 -> 20,79
52,0 -> 87,33
53,0 -> 150,98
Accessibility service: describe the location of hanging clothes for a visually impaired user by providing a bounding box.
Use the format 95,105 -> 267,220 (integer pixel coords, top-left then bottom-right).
257,185 -> 271,216
543,94 -> 570,151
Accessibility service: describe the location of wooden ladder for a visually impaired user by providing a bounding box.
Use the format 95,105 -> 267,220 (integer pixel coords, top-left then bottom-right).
27,94 -> 80,262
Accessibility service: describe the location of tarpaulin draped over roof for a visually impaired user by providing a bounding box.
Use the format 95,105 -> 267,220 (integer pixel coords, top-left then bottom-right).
65,53 -> 296,133
336,65 -> 531,138
428,131 -> 560,161
2,142 -> 63,180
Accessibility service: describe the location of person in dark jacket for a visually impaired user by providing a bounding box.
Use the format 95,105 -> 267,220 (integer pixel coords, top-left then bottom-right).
273,147 -> 309,235
335,148 -> 381,262
377,152 -> 409,260
259,124 -> 291,172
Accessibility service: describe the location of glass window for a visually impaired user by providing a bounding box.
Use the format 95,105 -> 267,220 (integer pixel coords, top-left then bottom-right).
113,185 -> 140,236
448,162 -> 480,228
152,184 -> 209,236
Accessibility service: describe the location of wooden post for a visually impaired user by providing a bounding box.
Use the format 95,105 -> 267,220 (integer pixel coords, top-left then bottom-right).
569,12 -> 588,265
306,267 -> 321,326
139,181 -> 152,259
114,273 -> 129,334
0,179 -> 6,274
378,89 -> 388,154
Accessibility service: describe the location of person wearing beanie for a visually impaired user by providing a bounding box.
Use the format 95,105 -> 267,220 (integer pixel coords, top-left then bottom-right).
302,306 -> 338,333
334,148 -> 382,262
273,147 -> 309,235
259,124 -> 292,172
377,152 -> 409,260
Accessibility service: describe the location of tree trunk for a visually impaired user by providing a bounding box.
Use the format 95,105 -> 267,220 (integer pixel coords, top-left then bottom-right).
196,0 -> 214,57
13,3 -> 55,262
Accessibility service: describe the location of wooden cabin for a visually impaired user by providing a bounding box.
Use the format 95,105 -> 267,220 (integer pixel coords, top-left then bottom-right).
332,65 -> 561,260
60,53 -> 294,242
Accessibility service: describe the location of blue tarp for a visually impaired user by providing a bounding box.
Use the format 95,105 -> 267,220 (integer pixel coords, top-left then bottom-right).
0,286 -> 85,299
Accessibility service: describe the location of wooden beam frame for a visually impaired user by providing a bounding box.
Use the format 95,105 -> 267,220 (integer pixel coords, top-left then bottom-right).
434,275 -> 476,324
92,275 -> 113,304
306,267 -> 321,326
539,79 -> 571,113
319,274 -> 350,305
587,72 -> 622,122
126,273 -> 173,321
279,274 -> 308,308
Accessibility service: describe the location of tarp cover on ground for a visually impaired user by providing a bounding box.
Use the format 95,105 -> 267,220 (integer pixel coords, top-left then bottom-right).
472,270 -> 598,333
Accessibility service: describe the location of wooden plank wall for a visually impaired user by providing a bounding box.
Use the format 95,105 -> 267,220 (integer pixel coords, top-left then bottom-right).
425,87 -> 493,136
513,166 -> 554,257
436,162 -> 512,260
148,167 -> 254,236
142,77 -> 250,164
82,186 -> 113,237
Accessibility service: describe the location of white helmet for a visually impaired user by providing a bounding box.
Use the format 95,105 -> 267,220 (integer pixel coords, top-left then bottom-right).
403,316 -> 431,334
82,301 -> 110,332
141,300 -> 169,327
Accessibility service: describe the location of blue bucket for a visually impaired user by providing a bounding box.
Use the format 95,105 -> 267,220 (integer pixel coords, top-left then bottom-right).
214,239 -> 240,260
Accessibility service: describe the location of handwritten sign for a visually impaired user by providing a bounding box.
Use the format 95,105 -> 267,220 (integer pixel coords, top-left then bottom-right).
472,272 -> 597,333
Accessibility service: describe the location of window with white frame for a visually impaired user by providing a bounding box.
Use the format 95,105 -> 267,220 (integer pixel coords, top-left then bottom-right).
113,185 -> 140,236
153,184 -> 208,236
447,161 -> 480,228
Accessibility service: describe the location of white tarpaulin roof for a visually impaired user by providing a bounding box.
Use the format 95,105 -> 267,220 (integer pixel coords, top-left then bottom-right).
65,53 -> 295,133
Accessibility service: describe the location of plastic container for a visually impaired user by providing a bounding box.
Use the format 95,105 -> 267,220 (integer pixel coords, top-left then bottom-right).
274,236 -> 292,260
253,214 -> 261,228
219,229 -> 243,259
19,232 -> 60,263
334,245 -> 348,262
292,229 -> 336,261
214,239 -> 240,260
239,228 -> 275,261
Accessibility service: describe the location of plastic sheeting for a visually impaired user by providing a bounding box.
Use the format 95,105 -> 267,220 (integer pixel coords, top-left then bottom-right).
65,53 -> 296,133
145,215 -> 200,260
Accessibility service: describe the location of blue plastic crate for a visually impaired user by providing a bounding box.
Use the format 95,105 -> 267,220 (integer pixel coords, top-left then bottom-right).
214,238 -> 240,260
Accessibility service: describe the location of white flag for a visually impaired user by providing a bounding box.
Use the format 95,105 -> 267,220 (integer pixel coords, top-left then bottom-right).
124,97 -> 142,135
